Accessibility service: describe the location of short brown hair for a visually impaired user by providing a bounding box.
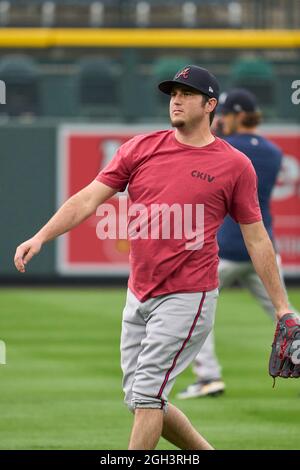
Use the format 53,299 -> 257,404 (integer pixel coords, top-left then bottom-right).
201,94 -> 216,126
240,111 -> 262,128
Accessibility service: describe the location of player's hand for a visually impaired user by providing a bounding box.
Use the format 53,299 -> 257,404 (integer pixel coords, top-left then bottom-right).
14,236 -> 43,273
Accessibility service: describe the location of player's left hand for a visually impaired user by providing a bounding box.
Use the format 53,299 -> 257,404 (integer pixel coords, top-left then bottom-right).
14,236 -> 43,273
269,313 -> 300,379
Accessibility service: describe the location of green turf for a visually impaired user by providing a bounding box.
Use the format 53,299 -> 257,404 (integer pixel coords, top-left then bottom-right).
0,287 -> 299,450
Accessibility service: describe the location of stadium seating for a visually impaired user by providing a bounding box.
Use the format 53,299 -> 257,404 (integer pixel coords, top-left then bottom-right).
0,0 -> 298,28
0,54 -> 40,117
77,56 -> 120,118
229,57 -> 276,117
0,0 -> 117,27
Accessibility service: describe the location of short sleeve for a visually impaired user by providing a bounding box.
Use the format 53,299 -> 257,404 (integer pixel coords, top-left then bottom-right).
229,162 -> 262,224
95,137 -> 136,192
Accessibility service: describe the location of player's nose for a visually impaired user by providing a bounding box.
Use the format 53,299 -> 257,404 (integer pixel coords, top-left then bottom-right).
172,95 -> 183,105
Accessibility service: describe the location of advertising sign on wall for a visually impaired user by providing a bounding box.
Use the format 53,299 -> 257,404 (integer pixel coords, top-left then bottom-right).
57,125 -> 300,277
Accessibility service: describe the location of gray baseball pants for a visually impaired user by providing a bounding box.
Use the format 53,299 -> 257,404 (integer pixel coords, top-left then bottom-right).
121,287 -> 219,413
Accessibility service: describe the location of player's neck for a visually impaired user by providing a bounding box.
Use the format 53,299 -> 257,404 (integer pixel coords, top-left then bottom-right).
174,126 -> 215,148
236,126 -> 258,135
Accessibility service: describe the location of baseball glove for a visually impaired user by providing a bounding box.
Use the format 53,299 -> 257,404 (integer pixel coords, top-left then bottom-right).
269,313 -> 300,382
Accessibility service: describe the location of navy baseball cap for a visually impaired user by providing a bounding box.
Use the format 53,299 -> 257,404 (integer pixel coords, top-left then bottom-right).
219,88 -> 258,114
158,65 -> 220,100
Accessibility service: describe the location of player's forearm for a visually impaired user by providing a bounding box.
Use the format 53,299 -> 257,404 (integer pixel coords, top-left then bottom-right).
15,181 -> 116,272
34,181 -> 117,245
34,191 -> 94,245
245,235 -> 289,318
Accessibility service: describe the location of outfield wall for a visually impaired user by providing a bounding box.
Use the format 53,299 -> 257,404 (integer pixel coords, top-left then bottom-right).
1,122 -> 299,281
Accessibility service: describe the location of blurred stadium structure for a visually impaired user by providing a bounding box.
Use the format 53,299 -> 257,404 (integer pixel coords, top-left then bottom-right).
0,0 -> 299,28
0,0 -> 299,282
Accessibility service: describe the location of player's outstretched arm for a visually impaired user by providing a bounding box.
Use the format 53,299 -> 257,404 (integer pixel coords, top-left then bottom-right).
241,221 -> 300,379
14,181 -> 117,273
240,221 -> 290,319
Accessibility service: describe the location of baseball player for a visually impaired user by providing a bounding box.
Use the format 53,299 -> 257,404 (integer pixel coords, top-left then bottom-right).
14,66 -> 296,450
177,88 -> 299,399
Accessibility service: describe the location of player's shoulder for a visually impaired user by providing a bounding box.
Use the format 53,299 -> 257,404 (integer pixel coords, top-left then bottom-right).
116,130 -> 172,167
216,137 -> 251,168
119,129 -> 171,154
259,135 -> 283,156
226,133 -> 282,157
126,129 -> 171,146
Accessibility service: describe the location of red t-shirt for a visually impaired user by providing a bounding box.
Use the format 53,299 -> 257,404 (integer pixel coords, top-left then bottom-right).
96,129 -> 262,301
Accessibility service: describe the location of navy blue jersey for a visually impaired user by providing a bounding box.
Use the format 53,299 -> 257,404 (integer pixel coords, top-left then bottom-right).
218,133 -> 283,261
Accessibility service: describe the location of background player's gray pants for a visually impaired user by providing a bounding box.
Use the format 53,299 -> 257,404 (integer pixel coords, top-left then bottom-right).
121,288 -> 219,413
193,257 -> 297,381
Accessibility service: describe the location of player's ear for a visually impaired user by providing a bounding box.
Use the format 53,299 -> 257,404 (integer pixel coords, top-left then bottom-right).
208,98 -> 218,112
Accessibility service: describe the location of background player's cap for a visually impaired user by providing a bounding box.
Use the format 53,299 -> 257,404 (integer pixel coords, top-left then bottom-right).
158,65 -> 219,100
218,88 -> 259,114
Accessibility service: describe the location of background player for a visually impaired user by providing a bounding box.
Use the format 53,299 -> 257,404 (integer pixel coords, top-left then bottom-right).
178,89 -> 299,399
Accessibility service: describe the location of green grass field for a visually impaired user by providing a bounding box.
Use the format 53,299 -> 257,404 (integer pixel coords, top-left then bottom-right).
0,287 -> 299,450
